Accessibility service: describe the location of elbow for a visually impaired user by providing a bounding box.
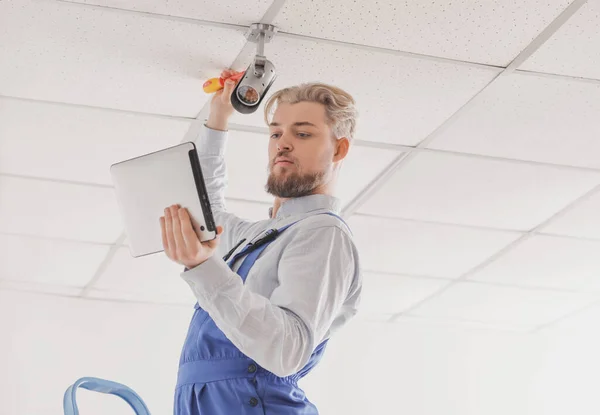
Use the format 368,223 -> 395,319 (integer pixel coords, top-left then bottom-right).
269,351 -> 311,378
262,343 -> 311,378
268,324 -> 314,378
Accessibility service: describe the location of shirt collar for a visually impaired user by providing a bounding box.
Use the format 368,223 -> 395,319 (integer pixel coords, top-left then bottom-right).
268,194 -> 342,219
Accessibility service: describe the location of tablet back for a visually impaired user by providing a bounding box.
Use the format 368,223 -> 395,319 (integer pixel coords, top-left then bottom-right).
110,142 -> 216,257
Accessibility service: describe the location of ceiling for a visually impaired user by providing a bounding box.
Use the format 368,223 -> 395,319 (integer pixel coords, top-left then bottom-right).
1,0 -> 600,334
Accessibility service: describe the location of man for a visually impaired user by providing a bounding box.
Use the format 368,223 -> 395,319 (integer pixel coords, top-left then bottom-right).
160,70 -> 362,414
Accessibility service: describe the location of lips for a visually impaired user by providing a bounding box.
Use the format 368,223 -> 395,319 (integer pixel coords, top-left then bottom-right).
274,158 -> 294,166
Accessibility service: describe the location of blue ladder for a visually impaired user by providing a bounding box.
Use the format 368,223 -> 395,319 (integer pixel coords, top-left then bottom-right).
64,377 -> 150,415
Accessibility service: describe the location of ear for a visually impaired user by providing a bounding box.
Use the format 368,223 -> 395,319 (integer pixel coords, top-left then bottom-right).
333,137 -> 350,163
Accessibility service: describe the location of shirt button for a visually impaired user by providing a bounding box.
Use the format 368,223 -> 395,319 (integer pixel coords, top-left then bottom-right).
248,363 -> 257,373
249,397 -> 259,407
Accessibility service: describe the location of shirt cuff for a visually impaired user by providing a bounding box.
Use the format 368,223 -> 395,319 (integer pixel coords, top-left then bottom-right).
180,255 -> 237,305
195,124 -> 228,157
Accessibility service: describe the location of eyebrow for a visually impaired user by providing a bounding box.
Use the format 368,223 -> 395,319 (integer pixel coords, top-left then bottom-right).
269,121 -> 317,128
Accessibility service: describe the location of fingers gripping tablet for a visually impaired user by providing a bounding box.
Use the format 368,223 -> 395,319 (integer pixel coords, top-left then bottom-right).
110,142 -> 216,257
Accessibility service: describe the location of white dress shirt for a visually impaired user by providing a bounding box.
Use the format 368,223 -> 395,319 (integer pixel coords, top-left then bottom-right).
180,125 -> 362,378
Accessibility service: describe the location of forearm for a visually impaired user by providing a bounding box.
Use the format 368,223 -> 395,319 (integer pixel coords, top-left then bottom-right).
181,257 -> 313,377
206,113 -> 229,132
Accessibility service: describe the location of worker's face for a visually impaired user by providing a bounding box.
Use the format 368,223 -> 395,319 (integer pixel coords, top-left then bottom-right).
266,101 -> 348,198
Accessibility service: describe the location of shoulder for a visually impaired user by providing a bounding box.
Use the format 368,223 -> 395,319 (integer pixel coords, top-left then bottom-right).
284,214 -> 362,290
299,213 -> 351,233
284,213 -> 355,249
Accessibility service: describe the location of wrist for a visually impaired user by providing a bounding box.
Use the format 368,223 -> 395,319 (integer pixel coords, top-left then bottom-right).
206,115 -> 230,132
185,258 -> 207,270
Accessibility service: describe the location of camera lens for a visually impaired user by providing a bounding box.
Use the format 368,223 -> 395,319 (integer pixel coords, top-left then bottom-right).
237,85 -> 259,106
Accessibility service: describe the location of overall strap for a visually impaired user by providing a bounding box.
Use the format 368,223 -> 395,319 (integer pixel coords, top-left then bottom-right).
230,221 -> 299,280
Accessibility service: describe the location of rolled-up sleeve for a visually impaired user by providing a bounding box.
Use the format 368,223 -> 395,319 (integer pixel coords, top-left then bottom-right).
180,225 -> 357,377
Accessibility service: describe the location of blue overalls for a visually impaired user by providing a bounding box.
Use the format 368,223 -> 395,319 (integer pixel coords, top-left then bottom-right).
174,212 -> 349,415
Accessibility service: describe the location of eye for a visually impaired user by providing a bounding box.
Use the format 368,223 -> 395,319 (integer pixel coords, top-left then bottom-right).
297,132 -> 311,138
270,133 -> 281,139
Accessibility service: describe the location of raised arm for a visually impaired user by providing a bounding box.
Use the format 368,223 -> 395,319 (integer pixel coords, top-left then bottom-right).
196,70 -> 261,256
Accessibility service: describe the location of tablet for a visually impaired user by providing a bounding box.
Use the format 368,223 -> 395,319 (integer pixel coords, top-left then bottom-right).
110,142 -> 217,258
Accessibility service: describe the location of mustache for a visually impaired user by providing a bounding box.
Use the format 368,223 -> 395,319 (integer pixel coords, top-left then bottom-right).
270,151 -> 297,166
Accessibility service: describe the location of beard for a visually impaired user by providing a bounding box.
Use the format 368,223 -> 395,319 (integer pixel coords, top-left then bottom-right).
265,164 -> 326,198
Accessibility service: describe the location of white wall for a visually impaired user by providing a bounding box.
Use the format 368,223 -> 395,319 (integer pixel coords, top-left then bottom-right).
2,289 -> 600,415
1,290 -> 190,415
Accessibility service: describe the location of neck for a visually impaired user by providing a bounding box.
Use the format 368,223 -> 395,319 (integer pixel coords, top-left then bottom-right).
270,183 -> 333,218
271,198 -> 283,218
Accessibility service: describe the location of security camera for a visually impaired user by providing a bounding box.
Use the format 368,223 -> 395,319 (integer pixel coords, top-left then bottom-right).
231,23 -> 278,115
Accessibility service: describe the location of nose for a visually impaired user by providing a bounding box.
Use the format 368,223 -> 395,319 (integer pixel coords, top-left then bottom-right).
278,142 -> 292,151
277,133 -> 293,152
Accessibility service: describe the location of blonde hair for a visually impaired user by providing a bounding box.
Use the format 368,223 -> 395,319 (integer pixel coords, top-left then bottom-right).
264,83 -> 358,140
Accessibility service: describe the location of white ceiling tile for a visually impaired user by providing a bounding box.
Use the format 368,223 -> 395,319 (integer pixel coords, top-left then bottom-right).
0,234 -> 109,287
273,0 -> 572,66
352,312 -> 396,324
540,302 -> 600,333
347,215 -> 522,278
520,0 -> 600,80
338,146 -> 401,206
0,98 -> 191,184
67,0 -> 273,25
360,272 -> 450,315
427,73 -> 600,169
0,176 -> 123,243
0,0 -> 246,117
223,130 -> 400,205
469,235 -> 600,292
224,130 -> 271,203
358,152 -> 600,230
541,189 -> 600,240
410,281 -> 599,327
229,37 -> 500,145
0,280 -> 83,297
392,315 -> 534,333
88,246 -> 196,305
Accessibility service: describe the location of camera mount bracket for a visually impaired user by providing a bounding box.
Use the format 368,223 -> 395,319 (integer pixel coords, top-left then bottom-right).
246,23 -> 278,77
